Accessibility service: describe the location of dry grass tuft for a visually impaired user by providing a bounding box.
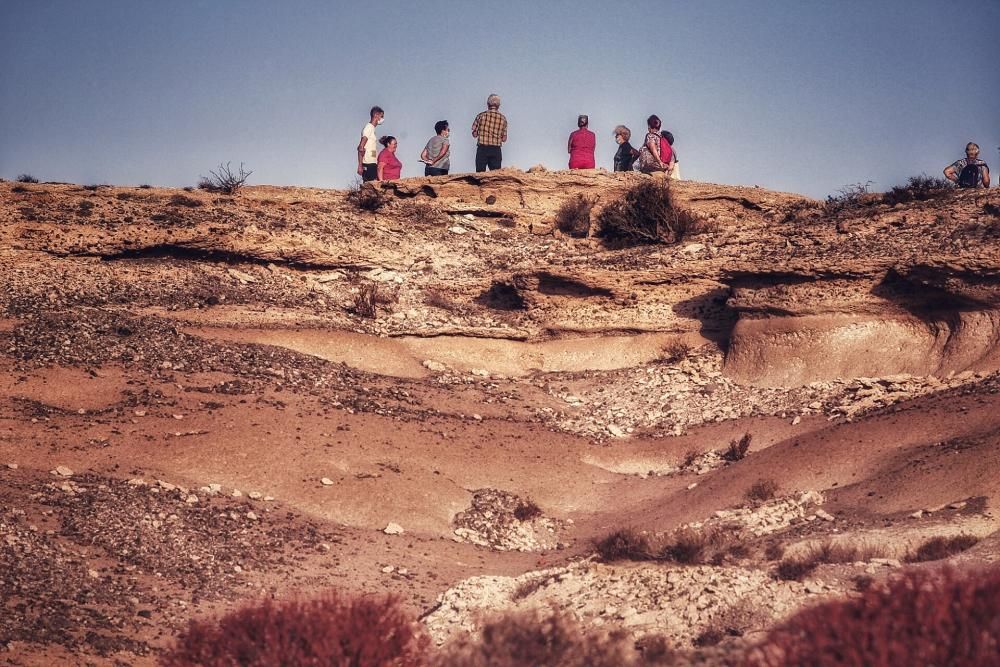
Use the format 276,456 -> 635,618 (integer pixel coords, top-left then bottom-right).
658,341 -> 691,364
398,200 -> 445,225
905,534 -> 980,563
168,194 -> 203,208
775,540 -> 888,580
512,498 -> 542,521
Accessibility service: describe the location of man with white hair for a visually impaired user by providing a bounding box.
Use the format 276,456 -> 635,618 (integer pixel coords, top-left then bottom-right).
471,93 -> 508,172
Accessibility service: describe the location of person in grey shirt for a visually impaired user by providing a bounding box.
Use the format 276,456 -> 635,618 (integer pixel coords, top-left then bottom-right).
421,120 -> 451,176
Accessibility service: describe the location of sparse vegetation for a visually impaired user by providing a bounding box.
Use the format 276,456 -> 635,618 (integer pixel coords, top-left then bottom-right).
197,162 -> 252,195
138,184 -> 152,189
660,527 -> 717,565
352,283 -> 380,318
658,341 -> 691,364
824,180 -> 875,214
723,433 -> 753,462
347,179 -> 385,212
397,200 -> 444,225
905,534 -> 980,563
16,174 -> 39,183
746,567 -> 1000,667
554,194 -> 593,238
594,528 -> 653,562
436,609 -> 642,667
168,194 -> 203,208
745,478 -> 779,503
513,498 -> 542,521
161,592 -> 428,667
882,174 -> 954,206
595,180 -> 702,246
775,540 -> 888,580
764,542 -> 785,561
695,601 -> 765,647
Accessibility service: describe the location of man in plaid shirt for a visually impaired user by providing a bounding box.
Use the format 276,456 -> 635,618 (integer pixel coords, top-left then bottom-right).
471,93 -> 508,172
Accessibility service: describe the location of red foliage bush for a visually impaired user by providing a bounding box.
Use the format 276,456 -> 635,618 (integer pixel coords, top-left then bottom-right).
160,591 -> 429,667
743,566 -> 1000,666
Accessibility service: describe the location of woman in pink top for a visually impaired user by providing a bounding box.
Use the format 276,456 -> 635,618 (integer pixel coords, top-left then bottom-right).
567,114 -> 596,169
377,136 -> 402,181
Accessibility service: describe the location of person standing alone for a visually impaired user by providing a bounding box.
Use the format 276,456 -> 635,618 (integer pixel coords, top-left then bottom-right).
567,115 -> 596,169
471,94 -> 507,172
357,106 -> 384,182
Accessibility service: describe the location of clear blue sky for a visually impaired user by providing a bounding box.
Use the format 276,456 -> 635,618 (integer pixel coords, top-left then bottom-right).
2,1 -> 997,198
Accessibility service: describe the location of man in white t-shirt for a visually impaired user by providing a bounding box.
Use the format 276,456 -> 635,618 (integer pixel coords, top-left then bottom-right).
357,106 -> 384,182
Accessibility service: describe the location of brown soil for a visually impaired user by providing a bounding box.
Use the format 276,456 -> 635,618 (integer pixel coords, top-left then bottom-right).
1,171 -> 998,664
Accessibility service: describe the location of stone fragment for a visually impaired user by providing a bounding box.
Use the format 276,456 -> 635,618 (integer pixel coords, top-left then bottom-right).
52,466 -> 73,477
383,522 -> 405,535
321,478 -> 335,486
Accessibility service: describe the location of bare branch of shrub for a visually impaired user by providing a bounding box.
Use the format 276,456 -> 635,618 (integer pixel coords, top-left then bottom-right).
16,174 -> 39,184
198,162 -> 252,195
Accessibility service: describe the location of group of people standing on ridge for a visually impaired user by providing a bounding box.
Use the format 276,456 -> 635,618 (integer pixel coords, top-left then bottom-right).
356,94 -> 680,182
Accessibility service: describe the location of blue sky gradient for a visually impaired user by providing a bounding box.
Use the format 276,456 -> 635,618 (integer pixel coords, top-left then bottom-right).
2,1 -> 997,197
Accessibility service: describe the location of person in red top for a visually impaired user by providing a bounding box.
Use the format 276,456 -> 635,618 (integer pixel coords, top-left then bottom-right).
567,114 -> 596,169
376,136 -> 402,181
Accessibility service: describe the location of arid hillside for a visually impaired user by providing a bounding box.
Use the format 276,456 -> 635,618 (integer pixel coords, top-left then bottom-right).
1,170 -> 999,665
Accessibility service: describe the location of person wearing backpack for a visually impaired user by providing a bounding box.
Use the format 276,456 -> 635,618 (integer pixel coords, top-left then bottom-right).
637,115 -> 672,175
944,142 -> 991,188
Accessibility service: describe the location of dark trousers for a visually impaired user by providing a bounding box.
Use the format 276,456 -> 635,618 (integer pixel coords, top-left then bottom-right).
424,166 -> 449,177
475,145 -> 502,172
361,163 -> 378,182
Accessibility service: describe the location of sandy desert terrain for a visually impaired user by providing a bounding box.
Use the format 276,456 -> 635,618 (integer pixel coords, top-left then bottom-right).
1,169 -> 999,664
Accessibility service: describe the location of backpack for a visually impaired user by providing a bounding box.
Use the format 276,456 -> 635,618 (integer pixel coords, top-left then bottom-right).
659,136 -> 673,164
957,161 -> 981,188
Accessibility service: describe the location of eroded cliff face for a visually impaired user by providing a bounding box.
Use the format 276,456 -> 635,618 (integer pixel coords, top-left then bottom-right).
3,169 -> 999,389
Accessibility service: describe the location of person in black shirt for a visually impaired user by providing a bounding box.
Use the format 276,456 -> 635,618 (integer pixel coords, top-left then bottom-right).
613,125 -> 638,172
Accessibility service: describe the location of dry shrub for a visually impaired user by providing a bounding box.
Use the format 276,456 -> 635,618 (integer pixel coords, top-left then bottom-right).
197,162 -> 252,194
905,534 -> 980,563
138,184 -> 153,189
696,601 -> 766,647
659,341 -> 691,364
352,283 -> 379,318
724,433 -> 753,462
168,193 -> 203,208
554,195 -> 594,238
824,181 -> 876,214
745,479 -> 779,504
398,200 -> 444,225
744,566 -> 1000,667
682,449 -> 701,467
160,591 -> 428,667
595,180 -> 702,246
16,174 -> 39,183
435,609 -> 640,667
594,528 -> 653,562
513,498 -> 542,521
347,180 -> 385,212
882,174 -> 954,206
661,527 -> 719,565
